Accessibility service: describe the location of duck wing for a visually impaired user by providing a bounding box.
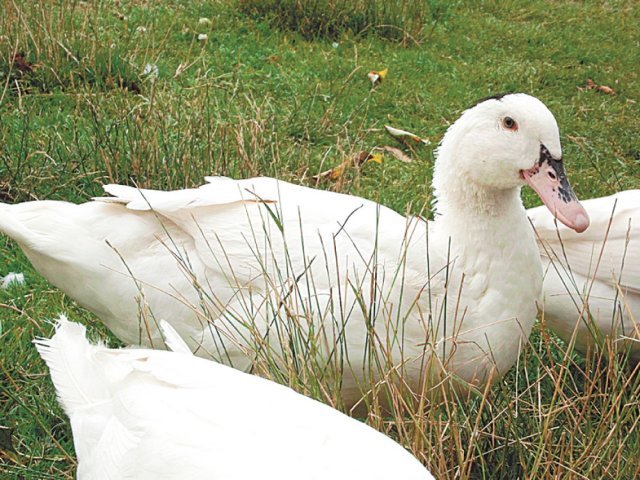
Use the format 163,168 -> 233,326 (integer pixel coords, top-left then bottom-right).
530,190 -> 640,295
100,177 -> 438,331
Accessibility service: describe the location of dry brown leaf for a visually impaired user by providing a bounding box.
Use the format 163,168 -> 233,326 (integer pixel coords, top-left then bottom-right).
0,425 -> 19,464
313,145 -> 412,183
384,125 -> 430,146
11,52 -> 33,73
584,78 -> 616,95
352,150 -> 372,167
376,145 -> 412,164
313,162 -> 348,183
0,425 -> 15,453
313,151 -> 376,182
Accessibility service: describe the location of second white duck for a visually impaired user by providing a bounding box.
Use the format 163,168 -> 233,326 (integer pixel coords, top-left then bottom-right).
529,190 -> 640,358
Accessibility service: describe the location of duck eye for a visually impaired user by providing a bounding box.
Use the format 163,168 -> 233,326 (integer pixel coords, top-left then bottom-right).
502,116 -> 518,131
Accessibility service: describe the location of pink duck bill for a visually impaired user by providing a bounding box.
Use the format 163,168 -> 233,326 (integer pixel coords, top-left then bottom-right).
522,145 -> 590,233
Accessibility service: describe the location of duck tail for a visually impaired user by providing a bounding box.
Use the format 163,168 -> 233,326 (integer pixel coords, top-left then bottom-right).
34,316 -> 110,415
0,204 -> 34,247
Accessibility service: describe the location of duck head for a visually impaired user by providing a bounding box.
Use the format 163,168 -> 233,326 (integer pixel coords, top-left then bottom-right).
434,93 -> 589,233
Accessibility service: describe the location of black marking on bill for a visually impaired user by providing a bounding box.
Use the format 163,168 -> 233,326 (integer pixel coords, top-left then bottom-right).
539,145 -> 577,203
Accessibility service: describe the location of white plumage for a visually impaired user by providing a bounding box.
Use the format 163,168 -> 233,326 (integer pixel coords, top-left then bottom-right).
1,94 -> 588,404
35,316 -> 434,480
529,190 -> 640,358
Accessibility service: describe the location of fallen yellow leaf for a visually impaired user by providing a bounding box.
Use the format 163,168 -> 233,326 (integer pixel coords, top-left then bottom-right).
367,68 -> 388,86
313,151 -> 380,183
369,152 -> 384,164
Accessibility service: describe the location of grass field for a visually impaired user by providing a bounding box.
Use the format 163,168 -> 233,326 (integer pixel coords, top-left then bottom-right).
1,0 -> 639,478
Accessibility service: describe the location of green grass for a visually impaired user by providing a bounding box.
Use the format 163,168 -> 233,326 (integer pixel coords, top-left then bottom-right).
1,0 -> 639,478
237,0 -> 454,43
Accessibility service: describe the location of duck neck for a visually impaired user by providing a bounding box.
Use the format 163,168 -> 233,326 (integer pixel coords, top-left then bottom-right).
431,146 -> 532,251
435,180 -> 524,220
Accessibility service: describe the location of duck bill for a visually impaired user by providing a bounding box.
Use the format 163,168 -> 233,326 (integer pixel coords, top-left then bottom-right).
521,146 -> 590,233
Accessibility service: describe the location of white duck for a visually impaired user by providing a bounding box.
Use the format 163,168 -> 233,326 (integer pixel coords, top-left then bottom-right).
528,190 -> 640,358
35,316 -> 434,479
1,94 -> 589,405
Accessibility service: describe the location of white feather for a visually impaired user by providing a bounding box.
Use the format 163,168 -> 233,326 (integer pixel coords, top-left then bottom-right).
159,320 -> 192,355
1,272 -> 25,288
33,315 -> 110,414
